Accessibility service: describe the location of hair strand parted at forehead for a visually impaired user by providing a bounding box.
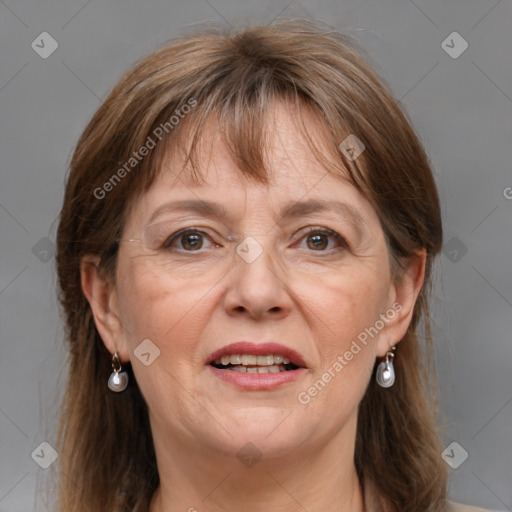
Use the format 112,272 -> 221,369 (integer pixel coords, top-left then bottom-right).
55,18 -> 448,512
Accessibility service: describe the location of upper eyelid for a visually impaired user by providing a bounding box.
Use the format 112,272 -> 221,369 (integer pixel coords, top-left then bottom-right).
167,228 -> 232,245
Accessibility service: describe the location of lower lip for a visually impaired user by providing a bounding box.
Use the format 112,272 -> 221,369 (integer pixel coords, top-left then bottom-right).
207,365 -> 308,390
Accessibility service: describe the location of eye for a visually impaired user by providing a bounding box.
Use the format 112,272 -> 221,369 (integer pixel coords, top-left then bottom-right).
163,228 -> 216,252
158,226 -> 347,253
297,227 -> 347,252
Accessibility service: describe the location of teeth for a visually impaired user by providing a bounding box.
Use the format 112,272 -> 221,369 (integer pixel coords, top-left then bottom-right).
222,364 -> 289,373
230,354 -> 242,365
257,355 -> 274,366
215,354 -> 294,366
241,354 -> 258,365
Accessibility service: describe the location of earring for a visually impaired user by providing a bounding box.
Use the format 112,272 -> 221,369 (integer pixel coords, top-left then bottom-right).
376,345 -> 396,388
108,351 -> 129,392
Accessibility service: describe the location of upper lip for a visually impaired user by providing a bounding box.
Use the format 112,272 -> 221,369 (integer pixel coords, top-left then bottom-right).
206,341 -> 307,368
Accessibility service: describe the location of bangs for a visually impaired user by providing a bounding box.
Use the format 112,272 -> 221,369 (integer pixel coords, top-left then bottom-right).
103,21 -> 379,230
130,90 -> 361,208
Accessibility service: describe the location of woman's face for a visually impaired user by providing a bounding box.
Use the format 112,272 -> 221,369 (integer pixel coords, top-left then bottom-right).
96,102 -> 418,464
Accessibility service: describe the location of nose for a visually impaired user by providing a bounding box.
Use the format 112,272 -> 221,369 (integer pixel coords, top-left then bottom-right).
223,236 -> 293,321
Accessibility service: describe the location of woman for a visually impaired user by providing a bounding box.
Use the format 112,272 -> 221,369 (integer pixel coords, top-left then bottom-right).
55,19 -> 492,512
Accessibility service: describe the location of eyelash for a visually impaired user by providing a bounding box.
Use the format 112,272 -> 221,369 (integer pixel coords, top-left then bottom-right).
163,226 -> 348,253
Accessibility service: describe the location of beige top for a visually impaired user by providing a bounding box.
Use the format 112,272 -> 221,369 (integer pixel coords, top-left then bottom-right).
362,477 -> 495,512
449,503 -> 496,512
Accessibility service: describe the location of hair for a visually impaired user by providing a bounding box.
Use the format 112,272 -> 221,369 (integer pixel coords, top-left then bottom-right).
55,18 -> 447,512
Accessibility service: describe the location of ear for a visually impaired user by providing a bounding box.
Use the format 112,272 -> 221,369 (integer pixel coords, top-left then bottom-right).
376,249 -> 427,358
80,255 -> 131,363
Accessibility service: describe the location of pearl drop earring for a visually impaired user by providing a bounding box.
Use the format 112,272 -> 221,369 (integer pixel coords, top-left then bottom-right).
108,351 -> 129,392
376,345 -> 396,388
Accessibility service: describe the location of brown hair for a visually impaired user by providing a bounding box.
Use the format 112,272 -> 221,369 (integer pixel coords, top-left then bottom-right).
55,18 -> 447,512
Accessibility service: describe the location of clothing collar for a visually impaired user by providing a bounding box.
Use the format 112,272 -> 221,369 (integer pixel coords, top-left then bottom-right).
362,476 -> 387,512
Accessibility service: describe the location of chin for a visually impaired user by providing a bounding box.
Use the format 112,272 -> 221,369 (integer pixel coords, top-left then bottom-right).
213,407 -> 312,454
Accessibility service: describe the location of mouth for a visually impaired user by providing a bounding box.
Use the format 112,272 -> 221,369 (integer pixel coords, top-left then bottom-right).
210,354 -> 301,373
206,342 -> 308,390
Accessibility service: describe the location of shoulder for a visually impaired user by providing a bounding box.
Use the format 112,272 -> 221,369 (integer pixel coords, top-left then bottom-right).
448,501 -> 498,512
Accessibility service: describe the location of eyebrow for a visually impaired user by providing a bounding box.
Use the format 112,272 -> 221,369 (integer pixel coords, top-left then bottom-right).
148,200 -> 230,225
147,198 -> 368,234
279,199 -> 367,233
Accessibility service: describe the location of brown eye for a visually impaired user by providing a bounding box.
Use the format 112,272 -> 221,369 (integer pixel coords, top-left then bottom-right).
180,232 -> 203,251
300,228 -> 347,252
163,229 -> 214,252
306,233 -> 329,250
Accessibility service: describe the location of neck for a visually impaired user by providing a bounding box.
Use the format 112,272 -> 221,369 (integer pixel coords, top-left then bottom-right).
149,412 -> 366,512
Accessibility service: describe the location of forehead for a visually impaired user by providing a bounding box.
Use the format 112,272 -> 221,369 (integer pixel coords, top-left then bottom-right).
124,101 -> 380,233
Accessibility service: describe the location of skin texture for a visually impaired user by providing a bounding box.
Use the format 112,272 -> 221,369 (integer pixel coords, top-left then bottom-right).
81,101 -> 426,512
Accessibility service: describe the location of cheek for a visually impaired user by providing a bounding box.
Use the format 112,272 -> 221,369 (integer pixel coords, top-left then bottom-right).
304,264 -> 389,353
116,257 -> 213,359
115,260 -> 217,418
296,264 -> 389,408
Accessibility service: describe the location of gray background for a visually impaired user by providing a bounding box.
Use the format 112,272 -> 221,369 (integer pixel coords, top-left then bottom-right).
0,1 -> 511,511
